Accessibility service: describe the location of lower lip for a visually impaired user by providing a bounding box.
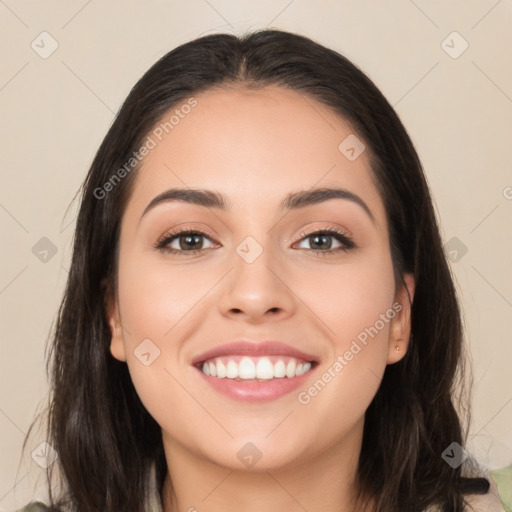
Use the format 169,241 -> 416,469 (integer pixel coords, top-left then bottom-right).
195,366 -> 316,403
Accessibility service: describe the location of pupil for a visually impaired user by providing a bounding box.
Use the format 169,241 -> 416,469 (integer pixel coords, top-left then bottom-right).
311,234 -> 331,250
181,234 -> 202,250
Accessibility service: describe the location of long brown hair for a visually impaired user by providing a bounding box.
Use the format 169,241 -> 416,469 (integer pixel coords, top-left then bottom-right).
23,28 -> 489,512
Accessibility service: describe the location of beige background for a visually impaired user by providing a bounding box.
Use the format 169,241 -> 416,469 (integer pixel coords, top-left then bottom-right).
1,0 -> 511,509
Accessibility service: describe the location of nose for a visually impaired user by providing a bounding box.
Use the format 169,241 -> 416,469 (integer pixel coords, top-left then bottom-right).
217,241 -> 297,324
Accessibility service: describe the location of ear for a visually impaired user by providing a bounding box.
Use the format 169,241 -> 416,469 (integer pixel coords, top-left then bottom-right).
386,273 -> 415,364
103,278 -> 127,362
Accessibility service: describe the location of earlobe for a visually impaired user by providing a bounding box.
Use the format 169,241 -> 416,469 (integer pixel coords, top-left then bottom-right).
387,273 -> 415,364
103,279 -> 127,362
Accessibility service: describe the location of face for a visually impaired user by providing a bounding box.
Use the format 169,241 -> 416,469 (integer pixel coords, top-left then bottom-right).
107,85 -> 414,473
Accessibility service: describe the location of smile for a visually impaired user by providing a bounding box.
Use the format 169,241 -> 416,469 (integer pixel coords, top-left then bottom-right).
191,341 -> 319,402
200,355 -> 313,381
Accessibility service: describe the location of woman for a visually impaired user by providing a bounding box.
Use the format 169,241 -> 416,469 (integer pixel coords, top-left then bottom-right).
17,29 -> 507,512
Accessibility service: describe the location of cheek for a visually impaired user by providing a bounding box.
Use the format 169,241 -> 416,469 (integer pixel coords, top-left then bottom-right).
116,252 -> 204,342
294,251 -> 396,411
302,250 -> 397,347
114,250 -> 221,436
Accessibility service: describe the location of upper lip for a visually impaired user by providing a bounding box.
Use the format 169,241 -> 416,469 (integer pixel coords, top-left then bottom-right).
191,341 -> 319,366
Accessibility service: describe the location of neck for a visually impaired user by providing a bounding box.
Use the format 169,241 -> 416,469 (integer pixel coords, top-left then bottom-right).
161,419 -> 366,512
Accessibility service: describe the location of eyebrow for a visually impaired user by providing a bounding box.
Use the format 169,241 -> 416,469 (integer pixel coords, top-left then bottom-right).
140,186 -> 375,223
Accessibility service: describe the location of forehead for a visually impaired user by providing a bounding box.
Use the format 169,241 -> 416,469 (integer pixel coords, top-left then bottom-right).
123,85 -> 386,224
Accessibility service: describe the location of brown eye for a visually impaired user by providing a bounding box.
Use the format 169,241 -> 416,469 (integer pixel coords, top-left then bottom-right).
294,228 -> 355,255
175,233 -> 205,251
156,229 -> 216,255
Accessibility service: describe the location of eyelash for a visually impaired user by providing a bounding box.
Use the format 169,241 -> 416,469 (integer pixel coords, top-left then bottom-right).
154,226 -> 356,257
295,227 -> 355,255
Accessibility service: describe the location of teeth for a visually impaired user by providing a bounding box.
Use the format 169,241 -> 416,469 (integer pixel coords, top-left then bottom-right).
239,357 -> 256,379
200,356 -> 313,380
216,359 -> 227,378
296,362 -> 312,376
226,360 -> 239,378
256,358 -> 274,379
286,360 -> 296,378
274,359 -> 286,378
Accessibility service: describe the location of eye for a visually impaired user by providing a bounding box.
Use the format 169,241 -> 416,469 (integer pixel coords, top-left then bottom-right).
155,227 -> 217,255
154,226 -> 355,257
293,227 -> 355,255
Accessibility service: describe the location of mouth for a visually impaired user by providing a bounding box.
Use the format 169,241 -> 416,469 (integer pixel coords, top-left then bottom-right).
191,341 -> 319,402
195,355 -> 316,381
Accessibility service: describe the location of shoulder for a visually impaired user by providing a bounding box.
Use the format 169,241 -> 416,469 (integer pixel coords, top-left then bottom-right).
463,472 -> 508,512
422,467 -> 509,512
464,493 -> 506,511
8,503 -> 51,512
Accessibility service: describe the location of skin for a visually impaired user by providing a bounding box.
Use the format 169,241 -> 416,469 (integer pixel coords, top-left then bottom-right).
107,85 -> 415,512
